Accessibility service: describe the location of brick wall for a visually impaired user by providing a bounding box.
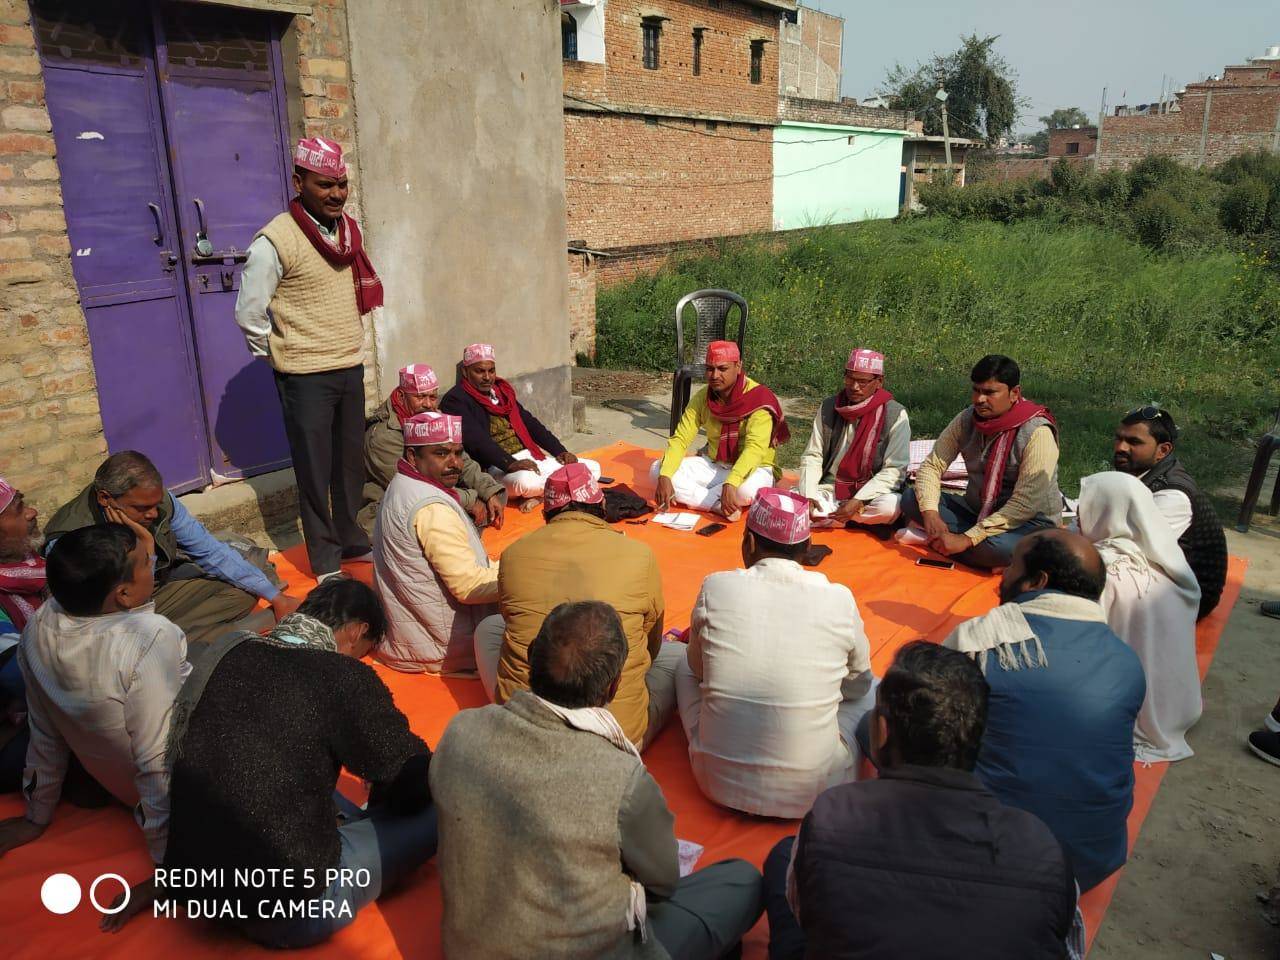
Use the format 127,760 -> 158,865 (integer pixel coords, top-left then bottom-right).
0,0 -> 366,513
1048,126 -> 1097,158
565,111 -> 772,249
0,0 -> 103,515
778,6 -> 842,101
566,0 -> 780,124
779,95 -> 911,130
1098,79 -> 1280,170
567,250 -> 598,359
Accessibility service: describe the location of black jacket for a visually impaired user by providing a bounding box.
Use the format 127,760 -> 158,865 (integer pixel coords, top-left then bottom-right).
1140,455 -> 1227,620
794,765 -> 1076,960
440,382 -> 567,472
163,643 -> 430,912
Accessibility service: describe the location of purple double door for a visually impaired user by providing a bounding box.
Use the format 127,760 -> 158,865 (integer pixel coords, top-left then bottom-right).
35,0 -> 293,492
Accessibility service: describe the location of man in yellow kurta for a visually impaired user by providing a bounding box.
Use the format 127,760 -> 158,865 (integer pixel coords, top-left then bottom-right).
651,341 -> 789,520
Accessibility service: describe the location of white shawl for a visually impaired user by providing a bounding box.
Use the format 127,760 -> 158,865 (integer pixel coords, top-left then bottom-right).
945,592 -> 1108,673
1078,472 -> 1202,762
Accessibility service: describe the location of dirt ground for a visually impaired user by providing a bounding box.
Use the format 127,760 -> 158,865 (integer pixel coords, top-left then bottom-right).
1092,514 -> 1280,960
572,375 -> 1280,960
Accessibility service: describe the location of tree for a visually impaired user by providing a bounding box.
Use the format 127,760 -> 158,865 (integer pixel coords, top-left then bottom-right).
882,34 -> 1025,146
1026,107 -> 1090,154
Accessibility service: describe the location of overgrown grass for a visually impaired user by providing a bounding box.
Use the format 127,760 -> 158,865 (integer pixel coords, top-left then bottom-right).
594,217 -> 1280,506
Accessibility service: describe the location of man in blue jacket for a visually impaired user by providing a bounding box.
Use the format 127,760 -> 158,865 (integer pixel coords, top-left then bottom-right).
944,528 -> 1146,892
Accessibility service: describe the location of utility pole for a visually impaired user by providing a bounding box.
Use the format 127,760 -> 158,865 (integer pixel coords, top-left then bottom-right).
936,83 -> 952,181
1094,86 -> 1107,172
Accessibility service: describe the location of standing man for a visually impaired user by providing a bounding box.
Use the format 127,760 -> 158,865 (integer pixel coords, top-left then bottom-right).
441,343 -> 600,505
901,355 -> 1061,569
1111,406 -> 1226,619
798,348 -> 911,528
235,136 -> 384,581
652,341 -> 789,520
358,363 -> 505,536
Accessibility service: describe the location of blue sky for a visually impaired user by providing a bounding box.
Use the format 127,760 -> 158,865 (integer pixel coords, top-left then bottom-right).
812,0 -> 1278,135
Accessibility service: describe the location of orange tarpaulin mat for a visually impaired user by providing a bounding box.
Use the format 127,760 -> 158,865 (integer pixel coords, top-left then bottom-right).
0,442 -> 1246,960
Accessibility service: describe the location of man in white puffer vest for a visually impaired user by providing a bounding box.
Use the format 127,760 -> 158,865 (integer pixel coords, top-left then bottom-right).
373,412 -> 498,674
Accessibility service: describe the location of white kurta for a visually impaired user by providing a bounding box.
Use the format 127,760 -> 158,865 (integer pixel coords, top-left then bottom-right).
1080,472 -> 1202,763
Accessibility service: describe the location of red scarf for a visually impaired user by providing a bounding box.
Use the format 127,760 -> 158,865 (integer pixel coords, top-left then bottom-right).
833,388 -> 894,500
288,198 -> 384,315
707,374 -> 790,464
460,377 -> 546,461
388,387 -> 414,425
0,555 -> 46,632
972,399 -> 1057,520
396,457 -> 462,504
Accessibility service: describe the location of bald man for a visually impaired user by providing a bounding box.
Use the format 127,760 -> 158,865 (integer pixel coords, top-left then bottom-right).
942,529 -> 1146,892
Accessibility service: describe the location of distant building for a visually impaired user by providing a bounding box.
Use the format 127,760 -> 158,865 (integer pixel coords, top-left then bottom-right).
1049,126 -> 1098,158
1098,44 -> 1280,169
901,135 -> 977,211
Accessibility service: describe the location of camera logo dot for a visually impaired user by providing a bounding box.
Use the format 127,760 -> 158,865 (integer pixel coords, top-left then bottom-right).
40,873 -> 81,915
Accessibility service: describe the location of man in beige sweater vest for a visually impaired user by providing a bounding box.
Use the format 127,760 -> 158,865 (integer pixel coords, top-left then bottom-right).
235,137 -> 384,579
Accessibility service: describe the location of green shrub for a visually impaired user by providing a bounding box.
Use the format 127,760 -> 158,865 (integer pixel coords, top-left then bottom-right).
1221,177 -> 1272,234
1131,192 -> 1196,249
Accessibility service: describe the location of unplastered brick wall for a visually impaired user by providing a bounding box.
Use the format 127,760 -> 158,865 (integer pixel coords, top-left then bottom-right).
568,0 -> 780,123
779,95 -> 910,130
1098,80 -> 1280,170
565,111 -> 772,249
567,252 -> 597,358
778,6 -> 842,101
0,0 -> 104,513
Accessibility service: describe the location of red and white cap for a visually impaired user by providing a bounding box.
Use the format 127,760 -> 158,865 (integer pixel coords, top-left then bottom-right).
0,477 -> 14,514
705,340 -> 740,365
747,488 -> 811,545
402,412 -> 462,446
293,136 -> 346,177
543,462 -> 603,512
846,348 -> 885,376
462,343 -> 495,367
399,363 -> 438,395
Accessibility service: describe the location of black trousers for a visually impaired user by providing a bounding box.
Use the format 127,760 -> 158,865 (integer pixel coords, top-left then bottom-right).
274,365 -> 370,577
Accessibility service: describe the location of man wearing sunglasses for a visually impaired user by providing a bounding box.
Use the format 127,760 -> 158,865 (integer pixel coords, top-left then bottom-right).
1112,406 -> 1226,620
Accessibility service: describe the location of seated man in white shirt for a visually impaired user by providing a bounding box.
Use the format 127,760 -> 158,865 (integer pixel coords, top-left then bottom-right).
0,520 -> 189,895
797,348 -> 910,529
674,489 -> 876,819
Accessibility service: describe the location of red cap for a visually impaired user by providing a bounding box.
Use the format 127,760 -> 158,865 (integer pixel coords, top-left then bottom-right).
705,340 -> 740,365
544,462 -> 603,511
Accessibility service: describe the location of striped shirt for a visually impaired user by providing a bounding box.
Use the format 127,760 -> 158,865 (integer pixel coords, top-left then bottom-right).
19,599 -> 190,863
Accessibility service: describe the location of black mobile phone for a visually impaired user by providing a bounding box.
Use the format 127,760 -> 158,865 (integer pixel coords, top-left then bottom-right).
696,522 -> 727,537
916,556 -> 956,570
801,544 -> 832,567
597,475 -> 615,484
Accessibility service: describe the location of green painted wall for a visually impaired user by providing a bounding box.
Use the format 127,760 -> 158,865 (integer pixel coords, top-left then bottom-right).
772,122 -> 907,230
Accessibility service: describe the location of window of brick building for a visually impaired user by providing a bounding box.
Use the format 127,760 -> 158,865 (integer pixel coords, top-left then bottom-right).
692,27 -> 704,76
750,39 -> 764,84
1066,141 -> 1080,155
642,18 -> 662,70
561,13 -> 577,61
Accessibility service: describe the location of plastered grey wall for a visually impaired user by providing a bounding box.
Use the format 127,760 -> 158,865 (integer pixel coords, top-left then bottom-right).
346,0 -> 573,433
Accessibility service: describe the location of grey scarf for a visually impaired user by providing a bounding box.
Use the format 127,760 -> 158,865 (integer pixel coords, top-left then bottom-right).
165,613 -> 338,767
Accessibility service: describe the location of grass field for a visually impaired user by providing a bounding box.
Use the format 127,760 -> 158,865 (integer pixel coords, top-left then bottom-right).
593,218 -> 1280,507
